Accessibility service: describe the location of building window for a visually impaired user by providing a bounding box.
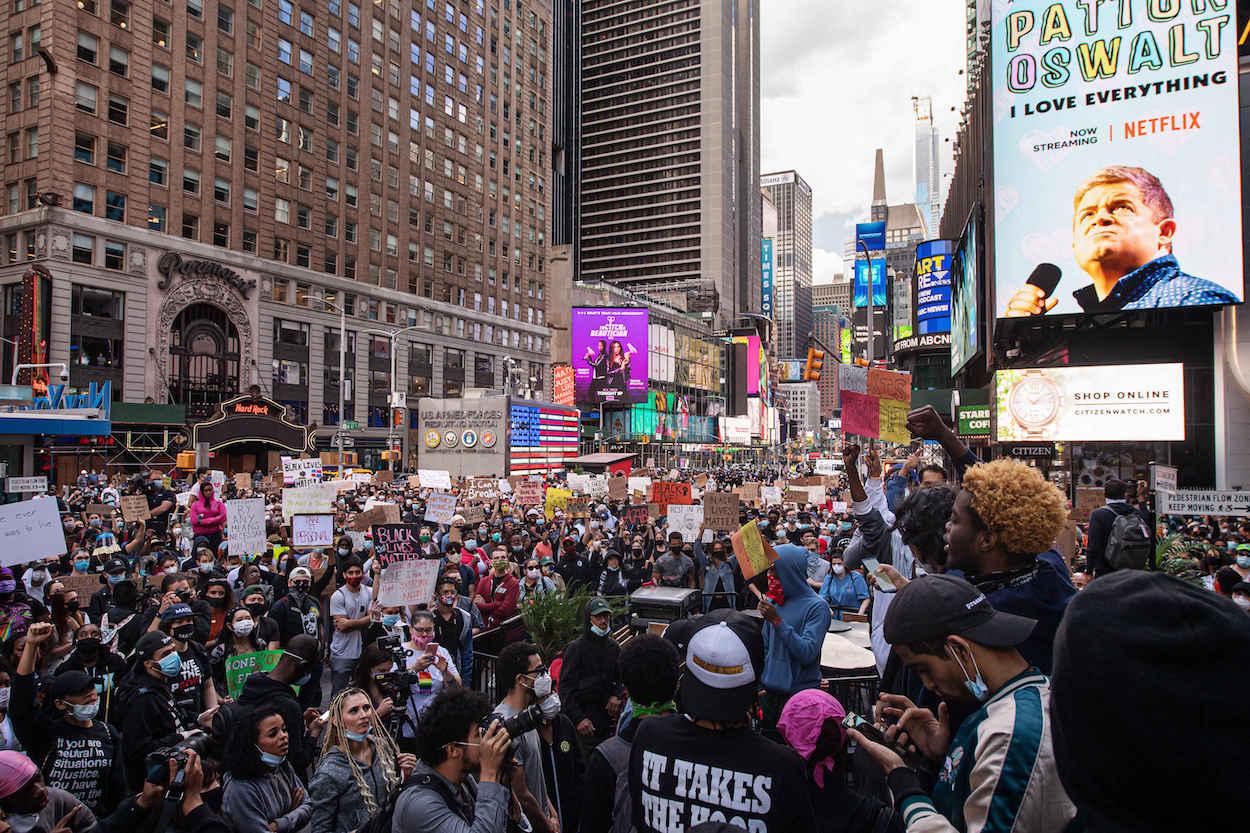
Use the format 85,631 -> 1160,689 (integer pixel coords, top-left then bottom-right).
108,45 -> 128,76
107,94 -> 128,125
109,0 -> 130,29
185,79 -> 202,107
74,133 -> 96,165
77,31 -> 99,64
181,214 -> 199,240
74,82 -> 98,114
103,240 -> 125,270
275,198 -> 290,223
213,177 -> 230,203
152,18 -> 170,48
104,191 -> 125,221
147,203 -> 166,231
242,229 -> 257,253
150,110 -> 169,140
151,64 -> 170,93
105,141 -> 126,173
72,183 -> 95,214
182,169 -> 200,194
212,222 -> 229,247
71,234 -> 94,264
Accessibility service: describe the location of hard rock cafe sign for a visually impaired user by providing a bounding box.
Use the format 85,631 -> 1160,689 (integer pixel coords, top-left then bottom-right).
157,252 -> 256,297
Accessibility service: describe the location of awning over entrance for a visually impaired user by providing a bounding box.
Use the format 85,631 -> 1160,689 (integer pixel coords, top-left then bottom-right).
192,393 -> 312,453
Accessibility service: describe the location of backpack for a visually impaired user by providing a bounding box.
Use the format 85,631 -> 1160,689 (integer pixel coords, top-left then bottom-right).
595,735 -> 635,833
1105,506 -> 1152,571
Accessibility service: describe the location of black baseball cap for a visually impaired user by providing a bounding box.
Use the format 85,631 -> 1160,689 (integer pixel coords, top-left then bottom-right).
883,574 -> 1036,648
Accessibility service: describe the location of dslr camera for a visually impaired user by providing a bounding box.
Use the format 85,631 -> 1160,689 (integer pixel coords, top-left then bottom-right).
481,703 -> 544,741
144,731 -> 212,796
373,634 -> 419,708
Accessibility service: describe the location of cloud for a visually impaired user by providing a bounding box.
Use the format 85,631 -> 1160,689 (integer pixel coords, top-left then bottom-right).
762,1 -> 967,254
813,247 -> 844,285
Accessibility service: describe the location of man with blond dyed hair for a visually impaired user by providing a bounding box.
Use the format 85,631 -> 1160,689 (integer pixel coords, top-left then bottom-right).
1005,164 -> 1238,315
944,460 -> 1076,674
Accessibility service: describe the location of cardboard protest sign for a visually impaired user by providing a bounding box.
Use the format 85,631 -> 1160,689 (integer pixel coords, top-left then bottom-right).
226,498 -> 266,557
282,483 -> 337,522
608,477 -> 628,501
371,524 -> 422,567
567,500 -> 590,519
120,495 -> 151,522
225,650 -> 284,699
408,475 -> 422,490
1072,487 -> 1104,523
784,489 -> 810,505
291,513 -> 335,548
84,503 -> 114,517
588,475 -> 608,498
462,504 -> 486,525
544,487 -> 572,520
515,480 -> 543,506
59,573 -> 103,601
649,482 -> 691,512
353,504 -> 401,531
622,504 -> 651,527
424,492 -> 458,524
417,469 -> 452,490
741,483 -> 761,505
234,472 -> 252,492
566,473 -> 590,494
730,520 -> 778,582
703,492 -> 739,532
667,504 -> 704,543
374,470 -> 394,483
377,558 -> 441,606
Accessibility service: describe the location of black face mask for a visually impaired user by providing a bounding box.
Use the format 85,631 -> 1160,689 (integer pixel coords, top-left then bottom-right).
245,602 -> 267,618
669,545 -> 682,554
206,596 -> 227,609
172,624 -> 195,642
76,637 -> 101,655
175,589 -> 193,603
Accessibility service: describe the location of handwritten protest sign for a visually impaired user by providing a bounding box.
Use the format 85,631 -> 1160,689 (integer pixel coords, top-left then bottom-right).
566,473 -> 590,494
377,558 -> 441,606
226,498 -> 266,556
703,492 -> 740,532
283,458 -> 322,484
608,477 -> 628,501
515,480 -> 543,506
371,524 -> 422,567
667,504 -> 704,542
650,482 -> 691,512
291,513 -> 335,548
120,495 -> 151,522
282,483 -> 337,522
60,573 -> 103,600
463,504 -> 486,525
627,477 -> 651,496
417,469 -> 452,490
544,487 -> 572,520
374,470 -> 394,483
784,489 -> 809,505
741,483 -> 761,505
839,365 -> 867,394
84,503 -> 114,517
879,398 -> 910,444
567,500 -> 590,519
353,504 -> 401,531
622,504 -> 651,527
424,492 -> 458,524
841,391 -> 880,438
234,472 -> 252,492
588,475 -> 608,499
868,368 -> 912,402
225,650 -> 284,699
731,520 -> 778,581
840,368 -> 912,443
761,486 -> 782,506
814,459 -> 837,476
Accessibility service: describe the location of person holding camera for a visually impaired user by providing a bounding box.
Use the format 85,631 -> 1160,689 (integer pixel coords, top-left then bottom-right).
221,705 -> 311,833
0,750 -> 97,833
847,575 -> 1075,833
115,631 -> 192,788
9,626 -> 125,816
100,748 -> 228,833
307,688 -> 415,833
492,643 -> 559,833
390,687 -> 511,833
400,612 -> 460,737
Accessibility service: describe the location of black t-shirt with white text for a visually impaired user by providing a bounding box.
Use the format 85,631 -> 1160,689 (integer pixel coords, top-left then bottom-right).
38,719 -> 124,814
172,641 -> 211,724
628,714 -> 815,833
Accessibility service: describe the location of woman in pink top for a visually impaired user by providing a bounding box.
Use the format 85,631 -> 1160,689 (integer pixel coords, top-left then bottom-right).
189,481 -> 228,554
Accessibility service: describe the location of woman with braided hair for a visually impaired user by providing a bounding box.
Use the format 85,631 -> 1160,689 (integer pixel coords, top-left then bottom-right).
307,688 -> 416,833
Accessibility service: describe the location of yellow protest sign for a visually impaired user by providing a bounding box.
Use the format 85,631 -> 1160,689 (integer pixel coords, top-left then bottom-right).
544,487 -> 572,520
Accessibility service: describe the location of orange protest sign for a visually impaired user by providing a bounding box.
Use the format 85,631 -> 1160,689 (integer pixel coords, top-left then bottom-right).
731,520 -> 778,582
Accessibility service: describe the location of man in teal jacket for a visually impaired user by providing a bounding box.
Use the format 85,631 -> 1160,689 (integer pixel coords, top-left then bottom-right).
757,544 -> 831,729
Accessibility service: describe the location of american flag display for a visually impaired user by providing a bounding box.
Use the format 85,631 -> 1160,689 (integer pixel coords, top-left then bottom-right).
508,402 -> 580,474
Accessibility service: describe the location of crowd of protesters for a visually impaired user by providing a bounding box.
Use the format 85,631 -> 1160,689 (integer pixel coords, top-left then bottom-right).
0,403 -> 1245,833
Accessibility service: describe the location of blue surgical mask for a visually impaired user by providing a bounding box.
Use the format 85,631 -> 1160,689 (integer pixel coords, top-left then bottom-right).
74,560 -> 91,572
157,651 -> 183,677
758,521 -> 769,529
344,728 -> 370,742
1237,556 -> 1250,569
68,701 -> 99,721
590,623 -> 610,638
256,748 -> 286,767
107,573 -> 125,586
464,539 -> 477,550
950,644 -> 988,702
381,613 -> 400,628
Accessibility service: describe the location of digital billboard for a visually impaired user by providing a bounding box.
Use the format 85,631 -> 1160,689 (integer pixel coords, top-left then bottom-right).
761,238 -> 774,319
992,2 -> 1243,318
852,258 -> 887,308
914,239 -> 954,335
893,270 -> 913,342
571,307 -> 649,406
995,363 -> 1185,442
950,208 -> 980,374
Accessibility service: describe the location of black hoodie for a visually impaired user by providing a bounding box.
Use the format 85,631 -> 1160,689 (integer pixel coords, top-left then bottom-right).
115,664 -> 188,788
558,609 -> 621,738
237,672 -> 315,777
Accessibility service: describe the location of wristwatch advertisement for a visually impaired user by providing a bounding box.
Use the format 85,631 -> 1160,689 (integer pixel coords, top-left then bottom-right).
1004,369 -> 1062,440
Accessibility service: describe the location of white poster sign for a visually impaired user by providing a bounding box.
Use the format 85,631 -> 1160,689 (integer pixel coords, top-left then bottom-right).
424,491 -> 458,524
587,475 -> 608,499
627,477 -> 651,495
567,473 -> 590,494
813,460 -> 836,476
282,483 -> 338,522
995,364 -> 1185,442
761,486 -> 783,505
1159,490 -> 1250,517
283,458 -> 323,483
377,558 -> 442,606
291,513 -> 336,548
667,505 -> 704,544
1150,464 -> 1178,494
417,469 -> 453,490
0,498 -> 67,566
5,477 -> 47,493
226,498 -> 266,557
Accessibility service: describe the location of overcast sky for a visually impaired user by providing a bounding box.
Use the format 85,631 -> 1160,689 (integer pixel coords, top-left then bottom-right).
761,1 -> 968,284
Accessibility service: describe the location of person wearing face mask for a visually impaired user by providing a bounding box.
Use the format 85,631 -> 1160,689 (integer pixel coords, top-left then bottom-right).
239,586 -> 281,650
596,551 -> 628,599
329,559 -> 372,699
158,603 -> 219,727
86,558 -> 130,623
559,598 -> 623,743
18,563 -> 50,607
0,665 -> 15,753
0,569 -> 33,643
237,635 -> 320,781
201,579 -> 233,649
428,576 -> 473,683
537,557 -> 565,595
491,642 -> 560,833
652,532 -> 696,589
209,607 -> 267,694
268,568 -> 325,708
8,629 -> 126,817
818,553 -> 870,619
518,559 -> 556,606
308,688 -> 415,833
188,483 -> 227,554
221,705 -> 312,833
850,575 -> 1075,833
401,611 -> 460,733
115,631 -> 192,787
1232,543 -> 1250,582
0,751 -> 98,833
472,552 -> 518,630
556,537 -> 595,593
700,540 -> 737,612
52,623 -> 126,727
190,548 -> 226,590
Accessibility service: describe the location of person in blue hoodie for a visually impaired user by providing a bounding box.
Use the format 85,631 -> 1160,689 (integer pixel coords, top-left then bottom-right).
757,543 -> 831,731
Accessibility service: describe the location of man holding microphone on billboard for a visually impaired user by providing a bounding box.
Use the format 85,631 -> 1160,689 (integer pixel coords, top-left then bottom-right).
1005,165 -> 1238,315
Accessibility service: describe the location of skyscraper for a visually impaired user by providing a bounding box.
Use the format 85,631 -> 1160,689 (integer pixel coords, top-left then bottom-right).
913,96 -> 941,238
760,170 -> 812,359
577,0 -> 760,325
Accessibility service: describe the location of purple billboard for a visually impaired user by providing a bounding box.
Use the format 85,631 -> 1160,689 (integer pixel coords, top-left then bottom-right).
571,307 -> 649,406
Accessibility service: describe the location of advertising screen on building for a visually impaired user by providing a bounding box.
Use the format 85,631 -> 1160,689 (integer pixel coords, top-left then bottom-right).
761,238 -> 774,319
853,258 -> 887,308
950,208 -> 980,374
571,307 -> 649,405
991,2 -> 1243,319
915,239 -> 954,335
995,363 -> 1185,442
893,270 -> 913,342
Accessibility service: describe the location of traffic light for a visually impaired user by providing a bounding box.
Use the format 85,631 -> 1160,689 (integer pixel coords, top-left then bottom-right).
803,347 -> 825,381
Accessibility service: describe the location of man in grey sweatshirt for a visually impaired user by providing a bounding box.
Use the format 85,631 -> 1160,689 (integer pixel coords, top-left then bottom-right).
391,688 -> 512,833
